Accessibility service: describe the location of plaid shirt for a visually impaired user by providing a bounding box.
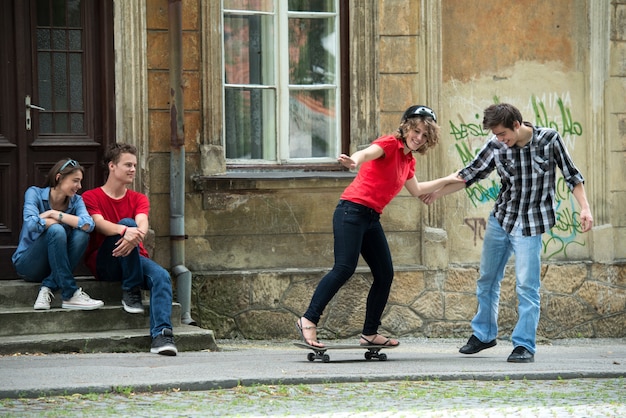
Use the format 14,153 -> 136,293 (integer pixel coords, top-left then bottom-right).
458,123 -> 585,236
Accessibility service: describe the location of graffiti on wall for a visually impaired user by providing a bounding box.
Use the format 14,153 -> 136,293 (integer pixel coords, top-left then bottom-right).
449,94 -> 586,258
531,93 -> 583,150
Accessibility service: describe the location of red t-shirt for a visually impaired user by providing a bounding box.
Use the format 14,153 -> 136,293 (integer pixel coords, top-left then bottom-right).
82,187 -> 151,275
340,135 -> 415,214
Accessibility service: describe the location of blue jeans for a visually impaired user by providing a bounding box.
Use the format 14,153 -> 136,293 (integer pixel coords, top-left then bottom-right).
472,214 -> 542,353
95,218 -> 173,338
15,224 -> 88,300
303,200 -> 394,335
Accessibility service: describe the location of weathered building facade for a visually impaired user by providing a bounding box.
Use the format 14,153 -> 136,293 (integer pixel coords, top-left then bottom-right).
4,1 -> 623,341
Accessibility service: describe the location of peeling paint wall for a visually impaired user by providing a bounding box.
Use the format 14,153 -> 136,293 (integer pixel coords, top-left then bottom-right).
442,0 -> 584,83
438,0 -> 617,263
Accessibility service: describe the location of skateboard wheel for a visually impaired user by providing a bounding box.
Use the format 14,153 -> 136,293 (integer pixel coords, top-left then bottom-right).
307,353 -> 315,362
364,352 -> 373,360
378,353 -> 387,361
322,354 -> 330,363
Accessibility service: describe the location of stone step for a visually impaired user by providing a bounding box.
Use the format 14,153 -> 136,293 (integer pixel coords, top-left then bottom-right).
0,279 -> 219,355
1,277 -> 126,308
0,325 -> 218,355
0,304 -> 182,336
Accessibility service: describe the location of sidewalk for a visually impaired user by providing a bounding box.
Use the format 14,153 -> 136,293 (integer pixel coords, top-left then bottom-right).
1,337 -> 624,398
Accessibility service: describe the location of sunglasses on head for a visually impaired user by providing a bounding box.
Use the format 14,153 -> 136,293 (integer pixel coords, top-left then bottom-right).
59,159 -> 78,173
405,106 -> 437,123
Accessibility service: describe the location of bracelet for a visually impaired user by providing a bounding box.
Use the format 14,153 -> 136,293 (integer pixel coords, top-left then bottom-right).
121,226 -> 127,236
58,212 -> 63,222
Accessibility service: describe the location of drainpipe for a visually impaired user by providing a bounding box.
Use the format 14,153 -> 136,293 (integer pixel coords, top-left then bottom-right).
169,0 -> 194,325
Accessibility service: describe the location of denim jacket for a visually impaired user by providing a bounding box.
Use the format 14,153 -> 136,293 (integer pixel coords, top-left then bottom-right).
11,186 -> 95,264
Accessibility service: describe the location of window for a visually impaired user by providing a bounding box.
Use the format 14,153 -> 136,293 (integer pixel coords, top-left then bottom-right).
223,0 -> 341,164
36,0 -> 86,135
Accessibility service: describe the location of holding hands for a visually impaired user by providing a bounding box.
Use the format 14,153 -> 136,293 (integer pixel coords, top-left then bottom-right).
419,172 -> 464,205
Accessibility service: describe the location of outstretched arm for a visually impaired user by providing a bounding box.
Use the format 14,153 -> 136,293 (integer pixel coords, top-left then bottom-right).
405,173 -> 465,198
419,181 -> 467,204
337,144 -> 384,170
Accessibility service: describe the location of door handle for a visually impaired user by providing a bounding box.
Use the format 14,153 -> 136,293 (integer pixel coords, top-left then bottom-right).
25,95 -> 45,130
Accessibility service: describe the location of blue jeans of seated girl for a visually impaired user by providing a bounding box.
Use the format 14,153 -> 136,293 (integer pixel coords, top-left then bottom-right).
95,218 -> 173,339
303,200 -> 394,336
16,223 -> 88,300
471,214 -> 542,354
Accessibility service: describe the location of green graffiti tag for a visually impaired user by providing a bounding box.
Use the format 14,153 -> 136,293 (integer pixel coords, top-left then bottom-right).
531,95 -> 583,137
449,113 -> 489,142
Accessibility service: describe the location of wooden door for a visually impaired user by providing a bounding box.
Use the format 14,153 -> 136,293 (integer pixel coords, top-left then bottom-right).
0,0 -> 115,278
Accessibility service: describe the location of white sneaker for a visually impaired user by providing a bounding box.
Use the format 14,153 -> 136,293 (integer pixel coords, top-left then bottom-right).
61,288 -> 104,310
34,286 -> 54,310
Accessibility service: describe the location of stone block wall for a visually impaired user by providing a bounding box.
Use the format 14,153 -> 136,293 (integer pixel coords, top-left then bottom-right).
189,262 -> 626,340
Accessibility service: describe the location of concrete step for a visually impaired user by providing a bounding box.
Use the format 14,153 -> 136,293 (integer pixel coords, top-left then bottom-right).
1,277 -> 126,307
0,325 -> 218,355
0,304 -> 182,336
0,279 -> 219,355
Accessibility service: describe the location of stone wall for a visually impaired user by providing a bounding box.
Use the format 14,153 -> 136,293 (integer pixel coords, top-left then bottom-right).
609,0 -> 626,257
190,262 -> 626,340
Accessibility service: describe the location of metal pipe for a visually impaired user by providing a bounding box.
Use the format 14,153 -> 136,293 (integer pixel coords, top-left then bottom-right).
168,0 -> 194,325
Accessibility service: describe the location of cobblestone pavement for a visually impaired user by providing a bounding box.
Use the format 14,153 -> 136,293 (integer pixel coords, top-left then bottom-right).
1,378 -> 624,417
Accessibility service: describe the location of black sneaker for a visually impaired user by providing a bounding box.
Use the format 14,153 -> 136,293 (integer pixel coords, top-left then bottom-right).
507,346 -> 534,363
150,328 -> 178,356
122,287 -> 144,314
459,334 -> 497,354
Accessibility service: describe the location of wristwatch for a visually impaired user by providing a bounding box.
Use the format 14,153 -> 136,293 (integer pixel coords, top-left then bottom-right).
58,212 -> 63,222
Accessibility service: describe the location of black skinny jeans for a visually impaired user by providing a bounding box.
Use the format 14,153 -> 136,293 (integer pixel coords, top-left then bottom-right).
303,200 -> 394,335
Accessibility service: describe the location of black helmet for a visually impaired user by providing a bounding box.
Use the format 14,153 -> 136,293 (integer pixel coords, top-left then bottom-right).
401,105 -> 437,123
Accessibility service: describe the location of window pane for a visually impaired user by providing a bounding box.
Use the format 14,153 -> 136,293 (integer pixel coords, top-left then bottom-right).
52,29 -> 66,50
37,29 -> 51,49
289,17 -> 336,85
38,52 -> 52,109
69,53 -> 83,110
67,0 -> 81,27
37,0 -> 50,26
225,87 -> 276,160
52,0 -> 66,26
224,14 -> 275,85
224,0 -> 273,12
40,114 -> 53,133
54,113 -> 68,132
68,30 -> 81,50
289,0 -> 334,12
53,52 -> 68,110
289,90 -> 336,158
70,113 -> 84,133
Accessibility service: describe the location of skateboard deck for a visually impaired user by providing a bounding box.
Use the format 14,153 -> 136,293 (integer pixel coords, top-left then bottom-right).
294,341 -> 398,362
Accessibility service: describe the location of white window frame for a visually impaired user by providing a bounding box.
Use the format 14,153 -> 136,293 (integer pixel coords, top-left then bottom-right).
222,0 -> 341,165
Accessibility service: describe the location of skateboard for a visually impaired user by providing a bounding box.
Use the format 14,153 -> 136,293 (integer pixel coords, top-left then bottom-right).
293,341 -> 398,362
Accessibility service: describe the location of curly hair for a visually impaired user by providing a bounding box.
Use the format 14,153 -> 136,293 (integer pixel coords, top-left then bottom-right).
394,116 -> 440,155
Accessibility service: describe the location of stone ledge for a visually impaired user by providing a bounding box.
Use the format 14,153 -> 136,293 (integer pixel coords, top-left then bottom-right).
192,171 -> 356,192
